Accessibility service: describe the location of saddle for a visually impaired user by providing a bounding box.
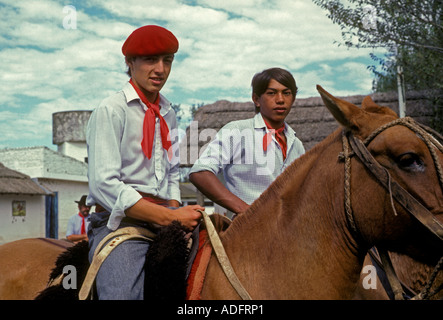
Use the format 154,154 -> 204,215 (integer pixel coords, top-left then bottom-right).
35,213 -> 231,300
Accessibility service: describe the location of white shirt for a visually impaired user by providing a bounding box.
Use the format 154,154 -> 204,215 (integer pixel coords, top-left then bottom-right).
86,82 -> 181,230
189,113 -> 305,205
66,213 -> 90,236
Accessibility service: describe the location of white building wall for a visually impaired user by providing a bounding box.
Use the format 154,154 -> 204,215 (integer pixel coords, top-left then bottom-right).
38,179 -> 89,239
0,194 -> 45,244
57,141 -> 88,162
0,147 -> 89,240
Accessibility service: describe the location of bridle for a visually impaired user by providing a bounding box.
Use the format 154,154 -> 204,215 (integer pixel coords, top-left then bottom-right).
340,116 -> 443,300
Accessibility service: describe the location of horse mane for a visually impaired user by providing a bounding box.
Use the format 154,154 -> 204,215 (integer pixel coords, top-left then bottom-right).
35,221 -> 190,300
35,240 -> 90,300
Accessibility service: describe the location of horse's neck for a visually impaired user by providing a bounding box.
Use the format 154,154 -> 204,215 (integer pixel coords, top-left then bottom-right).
220,133 -> 364,299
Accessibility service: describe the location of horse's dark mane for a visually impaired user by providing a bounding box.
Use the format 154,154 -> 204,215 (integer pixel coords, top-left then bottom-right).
35,241 -> 90,300
35,221 -> 189,300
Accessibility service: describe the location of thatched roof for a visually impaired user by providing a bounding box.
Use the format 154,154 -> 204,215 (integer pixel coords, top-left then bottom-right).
179,90 -> 438,167
0,162 -> 48,195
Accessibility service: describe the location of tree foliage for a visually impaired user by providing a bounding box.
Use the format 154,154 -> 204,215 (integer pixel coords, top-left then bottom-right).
312,0 -> 443,54
312,0 -> 443,131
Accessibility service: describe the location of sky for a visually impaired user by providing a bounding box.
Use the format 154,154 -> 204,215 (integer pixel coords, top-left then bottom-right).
0,0 -> 385,150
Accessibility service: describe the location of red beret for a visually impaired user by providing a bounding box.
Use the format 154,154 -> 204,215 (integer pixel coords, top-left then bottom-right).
122,25 -> 179,57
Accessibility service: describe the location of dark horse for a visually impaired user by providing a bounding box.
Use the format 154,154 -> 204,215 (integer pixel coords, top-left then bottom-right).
0,86 -> 441,299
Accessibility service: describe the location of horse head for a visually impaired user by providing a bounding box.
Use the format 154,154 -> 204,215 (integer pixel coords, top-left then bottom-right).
317,85 -> 443,264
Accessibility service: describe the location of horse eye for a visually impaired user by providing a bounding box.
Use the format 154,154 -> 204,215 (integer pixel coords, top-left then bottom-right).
397,153 -> 424,172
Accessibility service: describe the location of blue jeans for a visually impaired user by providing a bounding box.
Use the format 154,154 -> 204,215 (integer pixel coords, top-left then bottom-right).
87,212 -> 157,300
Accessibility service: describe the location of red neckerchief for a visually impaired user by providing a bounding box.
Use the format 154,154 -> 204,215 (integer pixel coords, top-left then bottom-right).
78,212 -> 86,235
129,79 -> 172,160
263,120 -> 287,160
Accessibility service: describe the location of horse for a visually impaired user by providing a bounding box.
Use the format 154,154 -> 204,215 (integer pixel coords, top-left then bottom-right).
0,86 -> 442,300
0,238 -> 73,300
354,251 -> 443,300
197,85 -> 443,299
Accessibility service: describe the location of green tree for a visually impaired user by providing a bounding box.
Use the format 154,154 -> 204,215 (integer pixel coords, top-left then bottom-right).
313,0 -> 443,131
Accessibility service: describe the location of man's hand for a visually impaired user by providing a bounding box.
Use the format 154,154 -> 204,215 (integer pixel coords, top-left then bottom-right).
126,200 -> 203,231
173,205 -> 204,230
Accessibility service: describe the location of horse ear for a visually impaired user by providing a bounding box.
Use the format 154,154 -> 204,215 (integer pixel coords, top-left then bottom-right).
316,85 -> 363,130
362,95 -> 399,117
361,95 -> 378,109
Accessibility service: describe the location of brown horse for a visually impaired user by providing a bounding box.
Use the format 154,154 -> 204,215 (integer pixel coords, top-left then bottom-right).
355,251 -> 443,300
389,252 -> 443,299
0,86 -> 441,300
0,238 -> 73,300
198,86 -> 443,299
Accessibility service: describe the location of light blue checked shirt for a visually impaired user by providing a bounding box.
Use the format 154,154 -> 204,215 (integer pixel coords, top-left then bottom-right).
189,113 -> 305,205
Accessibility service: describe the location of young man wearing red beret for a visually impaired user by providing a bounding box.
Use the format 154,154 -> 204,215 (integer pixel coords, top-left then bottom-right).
86,25 -> 203,300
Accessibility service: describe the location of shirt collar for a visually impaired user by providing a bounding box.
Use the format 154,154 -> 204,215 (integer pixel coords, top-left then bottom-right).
122,81 -> 172,115
253,112 -> 267,129
253,112 -> 293,132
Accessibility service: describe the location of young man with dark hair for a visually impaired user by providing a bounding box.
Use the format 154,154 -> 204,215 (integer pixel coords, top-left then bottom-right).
189,68 -> 305,218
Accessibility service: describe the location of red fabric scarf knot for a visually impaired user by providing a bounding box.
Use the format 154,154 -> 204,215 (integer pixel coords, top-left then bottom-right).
129,79 -> 172,160
263,120 -> 287,160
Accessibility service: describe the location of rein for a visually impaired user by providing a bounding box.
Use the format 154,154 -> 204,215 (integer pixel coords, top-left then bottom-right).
340,117 -> 443,300
199,209 -> 252,300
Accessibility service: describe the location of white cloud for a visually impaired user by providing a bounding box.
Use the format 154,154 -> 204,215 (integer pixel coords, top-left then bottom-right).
0,0 -> 384,148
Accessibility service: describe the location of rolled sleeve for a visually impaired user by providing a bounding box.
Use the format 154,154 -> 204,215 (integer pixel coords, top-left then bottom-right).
108,188 -> 142,230
189,114 -> 306,205
189,130 -> 226,176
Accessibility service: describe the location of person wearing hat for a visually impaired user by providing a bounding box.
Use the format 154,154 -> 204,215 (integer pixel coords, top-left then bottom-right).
66,195 -> 91,243
86,25 -> 203,300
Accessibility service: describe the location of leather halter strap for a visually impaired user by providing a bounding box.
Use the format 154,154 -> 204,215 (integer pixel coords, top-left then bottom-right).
341,117 -> 443,300
348,132 -> 443,241
348,119 -> 443,241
